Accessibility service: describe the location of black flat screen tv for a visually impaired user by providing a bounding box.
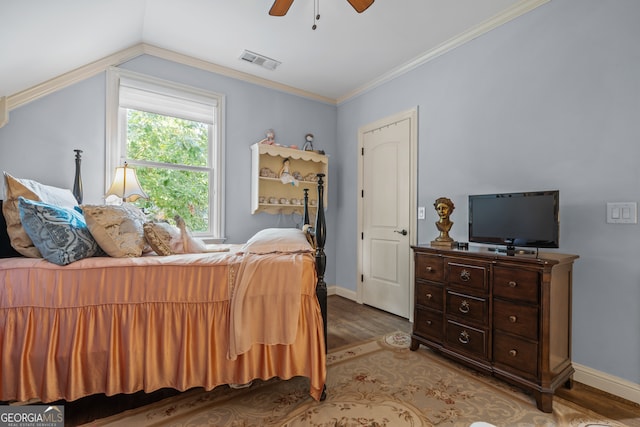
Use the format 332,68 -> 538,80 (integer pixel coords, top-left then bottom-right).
468,190 -> 559,253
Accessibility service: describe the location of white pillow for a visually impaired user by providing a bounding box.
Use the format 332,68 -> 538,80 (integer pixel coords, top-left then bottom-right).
240,228 -> 314,254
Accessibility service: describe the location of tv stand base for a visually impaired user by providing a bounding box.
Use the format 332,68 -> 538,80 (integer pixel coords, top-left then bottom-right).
488,246 -> 536,256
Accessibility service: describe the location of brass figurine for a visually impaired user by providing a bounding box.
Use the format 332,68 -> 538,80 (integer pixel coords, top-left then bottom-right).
431,197 -> 455,248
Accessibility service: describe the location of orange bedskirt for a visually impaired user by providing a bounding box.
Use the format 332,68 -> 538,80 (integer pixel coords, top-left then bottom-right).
0,252 -> 326,403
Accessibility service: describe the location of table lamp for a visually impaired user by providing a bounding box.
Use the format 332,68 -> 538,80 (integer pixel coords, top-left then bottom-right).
105,162 -> 148,203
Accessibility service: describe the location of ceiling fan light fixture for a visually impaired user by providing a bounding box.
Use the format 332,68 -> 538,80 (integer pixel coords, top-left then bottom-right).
269,0 -> 374,17
239,50 -> 281,71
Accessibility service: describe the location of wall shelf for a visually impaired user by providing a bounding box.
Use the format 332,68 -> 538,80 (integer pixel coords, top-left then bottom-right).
250,143 -> 328,215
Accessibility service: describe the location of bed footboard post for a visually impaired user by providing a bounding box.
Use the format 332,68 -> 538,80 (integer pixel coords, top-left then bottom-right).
314,174 -> 327,354
303,188 -> 310,226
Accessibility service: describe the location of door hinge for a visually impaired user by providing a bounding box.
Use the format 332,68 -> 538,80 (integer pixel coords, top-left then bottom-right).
361,147 -> 364,156
361,274 -> 364,282
361,232 -> 364,240
361,189 -> 364,198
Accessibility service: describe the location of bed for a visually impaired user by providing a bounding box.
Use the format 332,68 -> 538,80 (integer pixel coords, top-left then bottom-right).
0,171 -> 328,405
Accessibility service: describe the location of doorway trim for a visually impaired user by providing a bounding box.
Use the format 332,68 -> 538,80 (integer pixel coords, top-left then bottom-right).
356,107 -> 418,321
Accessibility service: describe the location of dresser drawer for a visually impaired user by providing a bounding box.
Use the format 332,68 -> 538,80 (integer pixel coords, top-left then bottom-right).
446,259 -> 489,291
493,332 -> 538,378
416,281 -> 444,311
446,290 -> 488,326
493,266 -> 539,304
415,253 -> 444,282
414,308 -> 444,343
445,320 -> 488,360
493,299 -> 538,340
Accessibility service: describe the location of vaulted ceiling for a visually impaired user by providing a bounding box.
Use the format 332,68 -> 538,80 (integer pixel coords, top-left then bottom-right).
1,0 -> 547,104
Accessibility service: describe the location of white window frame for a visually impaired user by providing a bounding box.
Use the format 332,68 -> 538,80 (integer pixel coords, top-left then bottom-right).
106,67 -> 225,242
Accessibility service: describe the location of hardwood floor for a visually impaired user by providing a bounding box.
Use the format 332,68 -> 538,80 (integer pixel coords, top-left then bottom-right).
20,295 -> 640,425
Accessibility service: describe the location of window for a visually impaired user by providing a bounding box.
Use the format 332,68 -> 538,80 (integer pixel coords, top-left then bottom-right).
106,68 -> 225,241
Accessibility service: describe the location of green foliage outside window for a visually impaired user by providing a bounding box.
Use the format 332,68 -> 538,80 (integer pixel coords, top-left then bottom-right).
126,110 -> 210,232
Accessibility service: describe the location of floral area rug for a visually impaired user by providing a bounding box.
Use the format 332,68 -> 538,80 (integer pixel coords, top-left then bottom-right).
86,332 -> 626,426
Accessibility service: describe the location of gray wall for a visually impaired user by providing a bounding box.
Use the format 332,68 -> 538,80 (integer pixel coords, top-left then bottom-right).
0,55 -> 338,284
335,0 -> 640,384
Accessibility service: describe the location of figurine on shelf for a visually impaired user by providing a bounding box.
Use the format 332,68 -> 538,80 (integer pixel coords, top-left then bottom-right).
258,129 -> 276,145
303,133 -> 314,151
278,158 -> 299,186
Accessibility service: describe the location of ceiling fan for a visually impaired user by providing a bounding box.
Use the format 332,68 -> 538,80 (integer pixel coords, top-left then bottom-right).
269,0 -> 374,16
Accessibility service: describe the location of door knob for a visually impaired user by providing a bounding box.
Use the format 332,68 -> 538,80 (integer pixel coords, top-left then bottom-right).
394,229 -> 408,236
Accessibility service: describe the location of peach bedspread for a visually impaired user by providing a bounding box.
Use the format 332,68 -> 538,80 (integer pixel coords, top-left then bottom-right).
0,250 -> 326,403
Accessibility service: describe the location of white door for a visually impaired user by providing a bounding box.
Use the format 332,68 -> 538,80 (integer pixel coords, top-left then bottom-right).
359,110 -> 416,318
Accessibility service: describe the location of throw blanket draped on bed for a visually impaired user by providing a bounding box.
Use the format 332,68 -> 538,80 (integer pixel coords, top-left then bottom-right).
228,252 -> 308,360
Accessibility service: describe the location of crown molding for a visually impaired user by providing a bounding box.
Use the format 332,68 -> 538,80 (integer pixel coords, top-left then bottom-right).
140,44 -> 335,105
0,97 -> 7,128
6,44 -> 145,113
2,42 -> 334,129
337,0 -> 551,104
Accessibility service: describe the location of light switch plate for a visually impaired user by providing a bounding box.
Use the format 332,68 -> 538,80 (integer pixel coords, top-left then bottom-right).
418,206 -> 425,220
606,202 -> 637,224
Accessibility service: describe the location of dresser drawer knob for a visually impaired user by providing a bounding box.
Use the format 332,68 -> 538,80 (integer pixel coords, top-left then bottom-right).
426,320 -> 432,326
508,280 -> 517,288
425,266 -> 433,272
509,315 -> 517,323
458,330 -> 470,344
459,300 -> 470,314
509,349 -> 518,357
426,293 -> 433,300
460,269 -> 471,281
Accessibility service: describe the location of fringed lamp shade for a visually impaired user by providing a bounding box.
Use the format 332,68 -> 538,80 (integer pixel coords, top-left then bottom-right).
105,163 -> 148,202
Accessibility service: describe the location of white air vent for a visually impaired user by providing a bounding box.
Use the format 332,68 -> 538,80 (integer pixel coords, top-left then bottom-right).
239,50 -> 281,71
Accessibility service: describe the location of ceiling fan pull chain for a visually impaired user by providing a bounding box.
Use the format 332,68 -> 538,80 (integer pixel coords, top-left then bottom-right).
312,0 -> 320,30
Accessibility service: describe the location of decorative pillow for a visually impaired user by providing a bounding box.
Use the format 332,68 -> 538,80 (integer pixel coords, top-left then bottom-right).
143,216 -> 213,256
3,172 -> 79,258
143,221 -> 183,256
82,203 -> 147,257
240,228 -> 314,254
18,197 -> 99,265
0,200 -> 22,258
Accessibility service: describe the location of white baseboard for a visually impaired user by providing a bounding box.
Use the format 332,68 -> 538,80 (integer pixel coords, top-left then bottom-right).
573,362 -> 640,405
328,285 -> 640,406
327,284 -> 356,301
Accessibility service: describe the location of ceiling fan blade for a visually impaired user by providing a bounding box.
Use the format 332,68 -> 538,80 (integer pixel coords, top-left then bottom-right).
269,0 -> 295,16
347,0 -> 374,13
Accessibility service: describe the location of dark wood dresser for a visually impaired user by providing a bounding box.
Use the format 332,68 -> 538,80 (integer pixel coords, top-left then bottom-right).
411,245 -> 578,412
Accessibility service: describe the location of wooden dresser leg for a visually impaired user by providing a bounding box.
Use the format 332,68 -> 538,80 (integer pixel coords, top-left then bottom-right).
564,376 -> 574,390
534,391 -> 554,413
410,338 -> 420,351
